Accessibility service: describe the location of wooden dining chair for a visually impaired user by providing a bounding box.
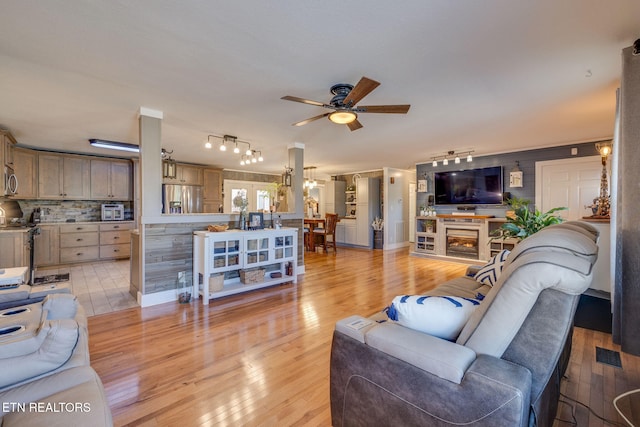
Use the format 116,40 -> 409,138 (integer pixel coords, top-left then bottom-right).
313,213 -> 338,253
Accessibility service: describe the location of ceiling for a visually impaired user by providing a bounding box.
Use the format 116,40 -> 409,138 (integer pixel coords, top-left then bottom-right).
0,1 -> 638,179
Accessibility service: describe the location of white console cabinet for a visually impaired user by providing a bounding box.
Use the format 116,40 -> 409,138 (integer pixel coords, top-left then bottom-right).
193,228 -> 298,305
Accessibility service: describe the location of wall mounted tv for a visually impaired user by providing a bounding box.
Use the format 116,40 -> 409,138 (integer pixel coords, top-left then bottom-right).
434,166 -> 503,205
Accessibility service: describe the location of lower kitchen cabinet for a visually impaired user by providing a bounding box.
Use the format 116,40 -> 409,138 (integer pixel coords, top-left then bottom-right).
99,223 -> 132,259
59,224 -> 100,264
0,231 -> 29,269
33,222 -> 134,267
34,225 -> 59,267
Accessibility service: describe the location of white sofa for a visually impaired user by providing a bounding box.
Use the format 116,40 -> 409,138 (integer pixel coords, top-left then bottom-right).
0,294 -> 112,426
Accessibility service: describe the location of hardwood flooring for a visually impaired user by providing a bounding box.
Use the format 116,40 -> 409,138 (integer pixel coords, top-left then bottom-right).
86,248 -> 640,426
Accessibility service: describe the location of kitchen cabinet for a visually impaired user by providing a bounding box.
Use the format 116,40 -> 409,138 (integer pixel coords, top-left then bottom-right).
59,223 -> 100,264
1,130 -> 17,196
203,168 -> 223,212
34,225 -> 60,267
99,222 -> 133,259
163,163 -> 204,186
38,153 -> 90,199
337,178 -> 380,248
12,147 -> 37,199
0,230 -> 29,269
90,158 -> 132,200
324,180 -> 346,217
193,228 -> 298,305
34,222 -> 134,267
2,131 -> 16,168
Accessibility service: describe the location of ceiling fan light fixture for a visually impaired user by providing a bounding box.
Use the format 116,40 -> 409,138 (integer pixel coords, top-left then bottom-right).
329,111 -> 357,124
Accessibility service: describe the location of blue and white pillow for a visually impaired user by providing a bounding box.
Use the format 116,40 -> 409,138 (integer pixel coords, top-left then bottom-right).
474,249 -> 510,287
385,295 -> 482,340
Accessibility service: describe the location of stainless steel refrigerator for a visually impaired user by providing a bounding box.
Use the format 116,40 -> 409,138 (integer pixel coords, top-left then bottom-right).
162,184 -> 203,214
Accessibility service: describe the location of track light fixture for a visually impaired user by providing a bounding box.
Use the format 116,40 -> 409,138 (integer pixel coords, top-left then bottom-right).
204,134 -> 265,164
431,150 -> 475,167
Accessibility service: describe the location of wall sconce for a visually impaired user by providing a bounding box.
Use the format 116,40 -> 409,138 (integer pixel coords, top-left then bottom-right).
161,148 -> 177,179
509,161 -> 523,188
282,167 -> 293,187
431,150 -> 474,167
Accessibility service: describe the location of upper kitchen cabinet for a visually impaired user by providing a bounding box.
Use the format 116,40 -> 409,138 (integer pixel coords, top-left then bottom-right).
38,153 -> 90,199
163,163 -> 204,186
203,168 -> 223,212
1,130 -> 17,168
90,159 -> 132,200
12,147 -> 37,199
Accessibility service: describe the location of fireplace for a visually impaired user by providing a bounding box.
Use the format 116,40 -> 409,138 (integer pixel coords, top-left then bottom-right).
446,228 -> 480,260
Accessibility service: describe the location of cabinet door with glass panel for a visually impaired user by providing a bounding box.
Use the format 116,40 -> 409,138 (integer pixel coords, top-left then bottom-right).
209,235 -> 241,272
244,234 -> 270,266
274,232 -> 296,261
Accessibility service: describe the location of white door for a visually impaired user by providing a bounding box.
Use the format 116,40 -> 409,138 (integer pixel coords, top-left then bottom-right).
535,155 -> 610,293
535,156 -> 602,220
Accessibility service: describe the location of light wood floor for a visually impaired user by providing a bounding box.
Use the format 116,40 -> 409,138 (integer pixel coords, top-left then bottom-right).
86,248 -> 640,427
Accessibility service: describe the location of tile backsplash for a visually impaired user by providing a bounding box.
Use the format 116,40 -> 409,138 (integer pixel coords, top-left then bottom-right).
18,200 -> 133,223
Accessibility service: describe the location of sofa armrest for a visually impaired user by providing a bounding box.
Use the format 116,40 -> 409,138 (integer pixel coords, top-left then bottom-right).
364,321 -> 476,384
331,330 -> 532,427
466,265 -> 483,277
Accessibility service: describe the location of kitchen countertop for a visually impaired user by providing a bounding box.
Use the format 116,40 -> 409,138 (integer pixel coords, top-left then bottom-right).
0,220 -> 135,232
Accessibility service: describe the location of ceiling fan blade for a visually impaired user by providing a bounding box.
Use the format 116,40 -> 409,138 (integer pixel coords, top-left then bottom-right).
281,96 -> 327,107
292,112 -> 331,127
342,77 -> 380,107
359,105 -> 411,114
347,119 -> 363,131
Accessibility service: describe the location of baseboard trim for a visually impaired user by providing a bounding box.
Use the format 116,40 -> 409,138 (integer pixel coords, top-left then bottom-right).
137,289 -> 177,307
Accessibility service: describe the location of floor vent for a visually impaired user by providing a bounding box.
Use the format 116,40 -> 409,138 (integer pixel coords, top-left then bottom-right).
596,347 -> 622,368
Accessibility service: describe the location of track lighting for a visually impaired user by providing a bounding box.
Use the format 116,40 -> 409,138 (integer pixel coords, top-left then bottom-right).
430,150 -> 475,167
205,134 -> 265,165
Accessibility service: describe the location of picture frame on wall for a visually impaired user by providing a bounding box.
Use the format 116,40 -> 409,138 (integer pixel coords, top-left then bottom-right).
248,212 -> 264,230
417,179 -> 427,193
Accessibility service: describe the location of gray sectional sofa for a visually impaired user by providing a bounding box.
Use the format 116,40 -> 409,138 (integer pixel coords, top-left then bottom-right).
0,294 -> 112,426
330,222 -> 599,427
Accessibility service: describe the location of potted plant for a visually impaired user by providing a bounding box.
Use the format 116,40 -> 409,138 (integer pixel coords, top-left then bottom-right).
493,199 -> 567,241
504,196 -> 530,219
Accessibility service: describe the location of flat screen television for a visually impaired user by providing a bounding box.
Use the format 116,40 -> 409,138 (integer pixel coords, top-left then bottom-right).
434,166 -> 503,205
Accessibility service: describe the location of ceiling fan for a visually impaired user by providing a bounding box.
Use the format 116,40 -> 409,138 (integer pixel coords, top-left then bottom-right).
281,76 -> 410,131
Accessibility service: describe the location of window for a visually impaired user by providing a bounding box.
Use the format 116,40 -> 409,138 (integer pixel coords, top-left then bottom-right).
224,180 -> 274,213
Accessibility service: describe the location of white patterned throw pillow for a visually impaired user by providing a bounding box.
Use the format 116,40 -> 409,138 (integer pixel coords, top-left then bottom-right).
385,295 -> 483,340
474,249 -> 510,286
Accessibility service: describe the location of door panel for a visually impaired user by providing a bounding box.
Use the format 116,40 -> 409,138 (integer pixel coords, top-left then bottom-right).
536,156 -> 601,220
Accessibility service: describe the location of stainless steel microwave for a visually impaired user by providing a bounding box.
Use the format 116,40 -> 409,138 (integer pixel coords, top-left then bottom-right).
4,165 -> 18,196
101,204 -> 125,221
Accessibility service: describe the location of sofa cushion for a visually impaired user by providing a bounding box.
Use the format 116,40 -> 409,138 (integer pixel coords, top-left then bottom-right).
386,295 -> 482,340
457,251 -> 595,357
364,322 -> 477,384
507,228 -> 598,267
474,249 -> 510,286
425,276 -> 491,299
0,319 -> 79,389
0,304 -> 47,358
0,366 -> 112,425
42,294 -> 78,320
